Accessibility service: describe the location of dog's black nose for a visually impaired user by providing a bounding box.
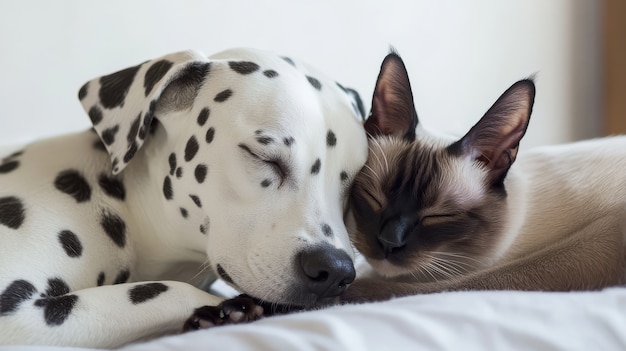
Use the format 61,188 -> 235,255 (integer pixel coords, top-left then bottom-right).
298,244 -> 355,300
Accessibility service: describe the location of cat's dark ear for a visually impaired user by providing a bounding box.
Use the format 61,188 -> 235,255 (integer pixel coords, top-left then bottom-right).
364,52 -> 418,140
449,79 -> 535,186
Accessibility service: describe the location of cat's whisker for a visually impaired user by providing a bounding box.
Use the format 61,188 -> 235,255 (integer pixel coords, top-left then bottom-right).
363,164 -> 383,185
370,137 -> 390,175
367,144 -> 386,178
191,259 -> 212,281
426,257 -> 456,280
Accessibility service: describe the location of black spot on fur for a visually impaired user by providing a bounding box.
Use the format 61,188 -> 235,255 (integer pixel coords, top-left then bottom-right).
58,230 -> 83,258
99,64 -> 141,109
261,179 -> 272,188
97,272 -> 105,286
306,76 -> 322,90
282,57 -> 295,66
283,137 -> 294,147
184,136 -> 199,162
127,115 -> 141,144
114,269 -> 130,284
176,167 -> 183,178
194,164 -> 207,183
180,207 -> 188,218
34,294 -> 78,326
216,264 -> 234,284
33,278 -> 78,326
98,174 -> 126,200
129,283 -> 169,304
0,196 -> 25,229
123,141 -> 138,163
229,61 -> 260,75
88,106 -> 103,126
311,159 -> 321,175
214,89 -> 232,102
200,224 -> 207,234
168,153 -> 177,176
101,125 -> 120,146
138,126 -> 147,140
0,160 -> 19,174
0,280 -> 36,316
144,60 -> 173,96
163,176 -> 173,200
78,82 -> 88,100
321,223 -> 333,237
263,70 -> 278,78
189,195 -> 202,208
340,171 -> 348,182
327,130 -> 336,147
54,170 -> 91,203
100,211 -> 126,248
197,107 -> 210,126
206,127 -> 215,144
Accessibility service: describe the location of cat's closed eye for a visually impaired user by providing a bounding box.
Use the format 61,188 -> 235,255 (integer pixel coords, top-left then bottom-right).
357,188 -> 384,212
421,214 -> 459,226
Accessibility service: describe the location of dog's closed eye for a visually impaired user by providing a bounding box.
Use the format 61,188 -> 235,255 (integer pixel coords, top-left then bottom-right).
238,143 -> 289,185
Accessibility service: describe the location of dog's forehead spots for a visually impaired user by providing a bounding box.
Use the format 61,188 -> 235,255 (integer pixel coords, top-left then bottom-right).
180,207 -> 188,218
100,210 -> 126,248
114,269 -> 130,284
283,137 -> 295,147
0,160 -> 19,174
311,158 -> 321,175
206,127 -> 215,144
78,82 -> 89,101
263,70 -> 278,78
214,89 -> 233,102
163,176 -> 173,200
54,170 -> 92,203
176,167 -> 183,178
98,174 -> 126,201
197,107 -> 210,126
88,106 -> 103,126
229,61 -> 260,75
200,216 -> 210,235
58,230 -> 83,258
184,136 -> 199,162
306,76 -> 322,91
101,125 -> 119,146
189,194 -> 202,208
194,164 -> 208,184
261,179 -> 272,188
281,56 -> 296,67
144,59 -> 173,97
129,283 -> 169,304
326,130 -> 336,147
340,171 -> 348,182
97,272 -> 105,286
99,64 -> 141,109
0,280 -> 36,315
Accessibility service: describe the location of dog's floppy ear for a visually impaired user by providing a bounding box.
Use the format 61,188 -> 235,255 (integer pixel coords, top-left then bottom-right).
78,50 -> 210,174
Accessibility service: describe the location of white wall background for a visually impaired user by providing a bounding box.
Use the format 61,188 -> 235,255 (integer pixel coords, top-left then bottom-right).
0,0 -> 602,149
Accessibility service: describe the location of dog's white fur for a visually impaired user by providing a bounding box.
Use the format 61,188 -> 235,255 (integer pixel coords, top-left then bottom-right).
0,48 -> 368,347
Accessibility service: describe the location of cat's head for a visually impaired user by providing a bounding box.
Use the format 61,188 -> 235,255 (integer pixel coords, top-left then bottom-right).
348,52 -> 535,279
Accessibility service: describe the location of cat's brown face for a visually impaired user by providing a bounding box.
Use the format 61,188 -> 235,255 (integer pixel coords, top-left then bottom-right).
348,52 -> 534,280
348,135 -> 507,279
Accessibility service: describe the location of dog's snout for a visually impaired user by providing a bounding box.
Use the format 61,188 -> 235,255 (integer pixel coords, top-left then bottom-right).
298,244 -> 355,300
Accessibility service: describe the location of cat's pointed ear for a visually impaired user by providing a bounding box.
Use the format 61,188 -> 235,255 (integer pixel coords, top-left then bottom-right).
450,79 -> 535,186
364,52 -> 418,140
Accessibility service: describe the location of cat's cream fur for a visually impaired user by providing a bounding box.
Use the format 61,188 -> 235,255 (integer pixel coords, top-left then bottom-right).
341,53 -> 626,303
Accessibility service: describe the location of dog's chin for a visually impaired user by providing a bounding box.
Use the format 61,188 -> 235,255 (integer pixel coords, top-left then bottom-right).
247,293 -> 338,315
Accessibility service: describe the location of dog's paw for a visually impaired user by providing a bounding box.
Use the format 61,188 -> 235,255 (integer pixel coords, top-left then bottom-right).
182,294 -> 264,332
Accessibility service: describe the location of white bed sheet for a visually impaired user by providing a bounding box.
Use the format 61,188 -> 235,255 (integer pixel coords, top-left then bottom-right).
3,288 -> 625,351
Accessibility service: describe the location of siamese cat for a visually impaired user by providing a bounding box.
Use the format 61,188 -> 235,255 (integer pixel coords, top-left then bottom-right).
341,53 -> 626,303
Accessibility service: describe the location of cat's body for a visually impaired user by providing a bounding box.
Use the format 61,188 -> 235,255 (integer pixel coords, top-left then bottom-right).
341,53 -> 626,303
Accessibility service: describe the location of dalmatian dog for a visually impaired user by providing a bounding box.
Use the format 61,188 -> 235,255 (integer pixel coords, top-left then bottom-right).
0,48 -> 368,348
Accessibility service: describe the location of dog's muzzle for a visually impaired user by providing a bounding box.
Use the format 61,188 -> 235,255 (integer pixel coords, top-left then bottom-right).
296,243 -> 355,304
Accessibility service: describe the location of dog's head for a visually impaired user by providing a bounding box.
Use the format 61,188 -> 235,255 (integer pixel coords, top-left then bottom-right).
78,48 -> 368,307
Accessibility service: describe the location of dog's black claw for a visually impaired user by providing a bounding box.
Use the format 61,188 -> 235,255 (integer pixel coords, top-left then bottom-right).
182,295 -> 264,332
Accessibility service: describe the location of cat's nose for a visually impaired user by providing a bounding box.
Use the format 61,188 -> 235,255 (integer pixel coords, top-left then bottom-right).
378,217 -> 411,257
298,244 -> 355,300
